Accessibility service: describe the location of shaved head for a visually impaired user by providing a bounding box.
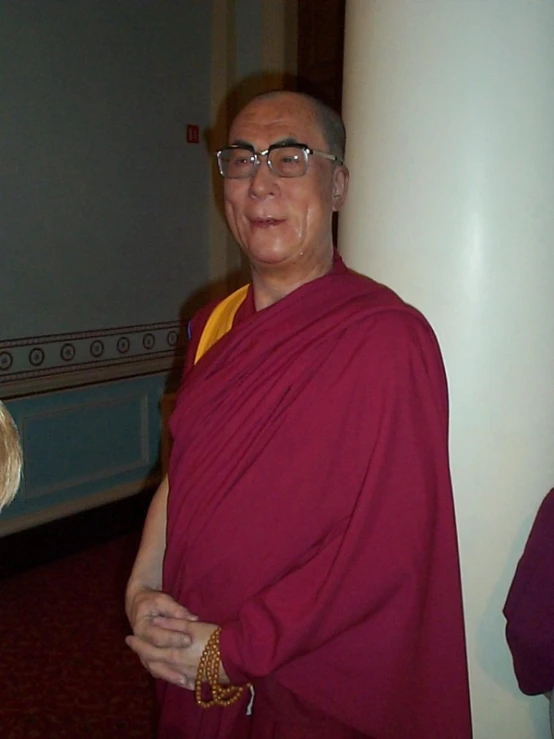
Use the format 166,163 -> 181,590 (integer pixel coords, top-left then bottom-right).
239,91 -> 346,161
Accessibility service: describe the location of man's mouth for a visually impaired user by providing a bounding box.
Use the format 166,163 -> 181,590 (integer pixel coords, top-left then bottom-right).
249,218 -> 284,228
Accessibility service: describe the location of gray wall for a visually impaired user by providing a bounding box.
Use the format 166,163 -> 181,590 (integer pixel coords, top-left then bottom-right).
1,0 -> 212,340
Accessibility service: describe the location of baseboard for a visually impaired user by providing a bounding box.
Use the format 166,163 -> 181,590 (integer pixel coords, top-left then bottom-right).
0,487 -> 155,580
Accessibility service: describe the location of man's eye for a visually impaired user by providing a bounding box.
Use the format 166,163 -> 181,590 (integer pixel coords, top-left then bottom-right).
231,155 -> 252,166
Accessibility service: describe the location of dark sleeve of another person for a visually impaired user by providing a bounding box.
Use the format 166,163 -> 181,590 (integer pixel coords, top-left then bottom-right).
504,489 -> 554,695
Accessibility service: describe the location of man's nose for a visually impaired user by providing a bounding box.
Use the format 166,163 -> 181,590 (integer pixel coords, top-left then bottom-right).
248,157 -> 278,197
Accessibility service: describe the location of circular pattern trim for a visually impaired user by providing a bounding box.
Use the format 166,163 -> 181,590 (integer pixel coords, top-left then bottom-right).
142,333 -> 156,351
60,343 -> 76,362
0,351 -> 14,371
29,347 -> 45,367
90,340 -> 104,358
117,337 -> 130,354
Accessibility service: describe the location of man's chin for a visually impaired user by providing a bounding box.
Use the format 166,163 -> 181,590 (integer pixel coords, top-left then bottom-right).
243,243 -> 299,268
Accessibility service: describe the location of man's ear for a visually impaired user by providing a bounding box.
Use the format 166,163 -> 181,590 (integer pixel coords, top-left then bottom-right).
332,166 -> 349,212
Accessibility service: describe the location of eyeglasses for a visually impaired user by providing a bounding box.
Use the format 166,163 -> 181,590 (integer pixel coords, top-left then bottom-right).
216,142 -> 344,179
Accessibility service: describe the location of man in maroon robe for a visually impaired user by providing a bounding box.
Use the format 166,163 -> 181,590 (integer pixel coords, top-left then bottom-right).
126,90 -> 472,738
504,489 -> 554,697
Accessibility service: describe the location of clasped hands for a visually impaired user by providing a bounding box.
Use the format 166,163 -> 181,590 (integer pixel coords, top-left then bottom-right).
126,588 -> 228,690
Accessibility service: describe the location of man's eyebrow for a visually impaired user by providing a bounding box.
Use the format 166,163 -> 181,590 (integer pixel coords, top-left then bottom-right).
228,137 -> 302,149
229,139 -> 255,149
270,137 -> 300,147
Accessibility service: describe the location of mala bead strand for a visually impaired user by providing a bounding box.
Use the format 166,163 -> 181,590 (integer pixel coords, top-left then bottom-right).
195,627 -> 252,708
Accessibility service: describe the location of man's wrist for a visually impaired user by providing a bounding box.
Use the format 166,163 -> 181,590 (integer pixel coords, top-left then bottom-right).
125,581 -> 154,621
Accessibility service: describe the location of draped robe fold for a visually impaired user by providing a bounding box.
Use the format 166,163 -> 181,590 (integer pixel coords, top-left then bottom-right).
160,258 -> 472,739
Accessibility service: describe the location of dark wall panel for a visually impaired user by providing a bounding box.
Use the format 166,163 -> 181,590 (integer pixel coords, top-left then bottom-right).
1,1 -> 212,340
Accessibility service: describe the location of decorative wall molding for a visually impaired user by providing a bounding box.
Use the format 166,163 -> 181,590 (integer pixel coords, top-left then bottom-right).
0,322 -> 185,398
20,394 -> 151,500
3,373 -> 166,535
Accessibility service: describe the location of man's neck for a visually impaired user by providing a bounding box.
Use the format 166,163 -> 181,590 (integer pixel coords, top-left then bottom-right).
250,253 -> 334,311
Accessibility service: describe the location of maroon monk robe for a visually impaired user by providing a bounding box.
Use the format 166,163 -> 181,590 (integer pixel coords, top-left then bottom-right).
160,256 -> 472,739
504,489 -> 554,695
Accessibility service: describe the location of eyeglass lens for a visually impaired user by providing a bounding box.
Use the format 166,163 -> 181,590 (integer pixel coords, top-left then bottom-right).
219,146 -> 308,178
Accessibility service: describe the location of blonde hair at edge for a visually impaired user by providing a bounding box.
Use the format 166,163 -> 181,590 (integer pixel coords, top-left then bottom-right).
0,400 -> 22,512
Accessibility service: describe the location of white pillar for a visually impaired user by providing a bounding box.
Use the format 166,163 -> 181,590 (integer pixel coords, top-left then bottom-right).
340,2 -> 554,737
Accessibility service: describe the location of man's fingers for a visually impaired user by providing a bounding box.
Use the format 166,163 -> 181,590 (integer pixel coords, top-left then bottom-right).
132,615 -> 192,647
126,635 -> 190,665
125,635 -> 196,688
126,634 -> 166,662
126,634 -> 175,660
151,615 -> 196,634
141,660 -> 189,688
151,594 -> 191,619
149,625 -> 191,648
135,591 -> 191,621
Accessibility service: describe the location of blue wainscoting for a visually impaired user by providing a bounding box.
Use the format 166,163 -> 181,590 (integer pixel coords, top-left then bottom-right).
1,373 -> 168,535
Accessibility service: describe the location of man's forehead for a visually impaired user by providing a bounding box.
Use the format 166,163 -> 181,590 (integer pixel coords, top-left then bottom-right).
229,94 -> 322,144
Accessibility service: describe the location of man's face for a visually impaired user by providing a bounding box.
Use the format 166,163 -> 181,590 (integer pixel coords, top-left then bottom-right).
223,94 -> 348,273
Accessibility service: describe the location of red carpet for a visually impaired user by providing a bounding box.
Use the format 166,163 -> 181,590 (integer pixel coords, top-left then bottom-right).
0,533 -> 156,738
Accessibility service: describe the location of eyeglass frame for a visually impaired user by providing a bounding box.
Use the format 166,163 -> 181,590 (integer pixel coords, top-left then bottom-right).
215,141 -> 344,179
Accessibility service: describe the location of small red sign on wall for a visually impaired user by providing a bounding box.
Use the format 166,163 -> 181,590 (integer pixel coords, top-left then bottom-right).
186,124 -> 200,144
